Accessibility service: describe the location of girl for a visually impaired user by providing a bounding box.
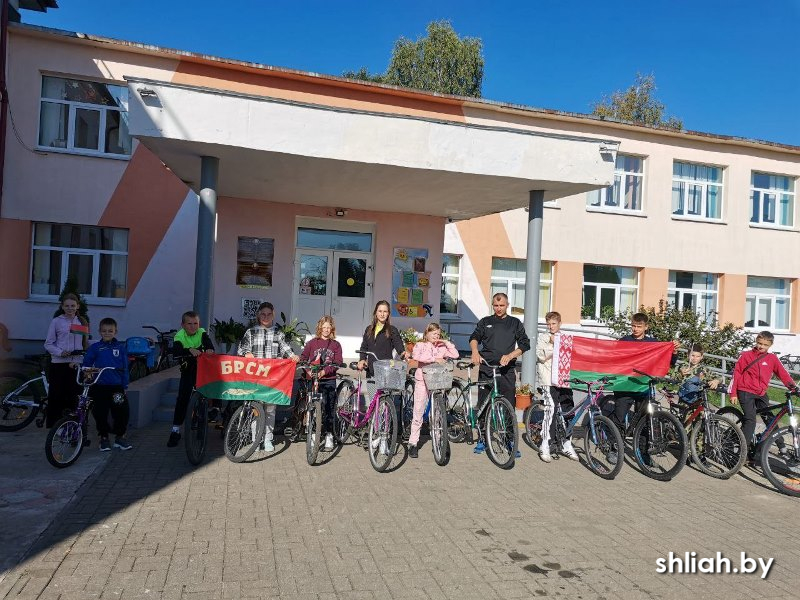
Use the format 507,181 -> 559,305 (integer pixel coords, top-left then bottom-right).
44,294 -> 89,428
357,300 -> 405,375
300,316 -> 343,451
409,323 -> 458,458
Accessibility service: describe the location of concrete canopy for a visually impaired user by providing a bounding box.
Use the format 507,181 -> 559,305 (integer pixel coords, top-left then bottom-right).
126,77 -> 619,220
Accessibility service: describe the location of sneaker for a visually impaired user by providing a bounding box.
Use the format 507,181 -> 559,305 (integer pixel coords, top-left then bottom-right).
473,441 -> 485,454
514,450 -> 522,459
562,442 -> 579,461
409,444 -> 418,459
167,431 -> 181,447
261,440 -> 274,452
114,437 -> 133,451
324,433 -> 334,451
370,437 -> 381,450
539,448 -> 552,463
607,450 -> 618,465
99,438 -> 111,452
207,407 -> 220,422
379,439 -> 389,456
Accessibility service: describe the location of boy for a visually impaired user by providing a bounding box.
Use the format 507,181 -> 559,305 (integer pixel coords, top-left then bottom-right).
669,344 -> 720,405
536,311 -> 578,462
729,331 -> 797,453
168,311 -> 215,447
83,318 -> 132,451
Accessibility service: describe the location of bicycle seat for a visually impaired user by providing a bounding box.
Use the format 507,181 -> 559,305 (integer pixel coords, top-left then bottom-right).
348,361 -> 359,370
456,361 -> 473,369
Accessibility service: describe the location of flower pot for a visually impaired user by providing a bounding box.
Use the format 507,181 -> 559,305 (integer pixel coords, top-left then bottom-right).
515,393 -> 532,410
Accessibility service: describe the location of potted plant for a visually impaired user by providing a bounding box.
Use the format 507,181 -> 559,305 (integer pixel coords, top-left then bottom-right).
515,383 -> 533,410
212,317 -> 248,354
400,327 -> 421,354
278,312 -> 311,354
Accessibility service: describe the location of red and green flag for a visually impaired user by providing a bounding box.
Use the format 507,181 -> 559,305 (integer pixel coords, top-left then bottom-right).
196,354 -> 295,404
552,335 -> 674,393
69,323 -> 90,337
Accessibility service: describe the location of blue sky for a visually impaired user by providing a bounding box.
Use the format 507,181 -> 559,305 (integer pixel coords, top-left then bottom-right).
23,0 -> 800,145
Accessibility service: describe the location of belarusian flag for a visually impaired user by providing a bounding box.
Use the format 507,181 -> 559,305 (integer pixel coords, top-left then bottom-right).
552,334 -> 674,393
69,323 -> 90,336
196,354 -> 295,404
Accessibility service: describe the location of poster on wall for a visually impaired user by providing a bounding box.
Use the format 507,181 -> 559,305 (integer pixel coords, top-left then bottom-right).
241,298 -> 265,322
236,237 -> 274,288
391,247 -> 433,318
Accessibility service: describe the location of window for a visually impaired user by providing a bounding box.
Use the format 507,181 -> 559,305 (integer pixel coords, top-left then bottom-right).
38,76 -> 131,157
750,172 -> 795,228
587,154 -> 644,212
440,254 -> 461,316
490,258 -> 552,319
672,161 -> 723,220
582,265 -> 638,320
296,228 -> 372,252
668,271 -> 718,322
745,277 -> 791,331
31,223 -> 129,302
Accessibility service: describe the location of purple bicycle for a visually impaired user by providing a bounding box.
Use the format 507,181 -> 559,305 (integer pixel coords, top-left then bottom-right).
334,351 -> 403,473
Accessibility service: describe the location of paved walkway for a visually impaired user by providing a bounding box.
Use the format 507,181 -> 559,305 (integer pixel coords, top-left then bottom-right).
1,421 -> 798,600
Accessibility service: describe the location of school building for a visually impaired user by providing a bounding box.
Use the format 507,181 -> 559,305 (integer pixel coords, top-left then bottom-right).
1,15 -> 798,369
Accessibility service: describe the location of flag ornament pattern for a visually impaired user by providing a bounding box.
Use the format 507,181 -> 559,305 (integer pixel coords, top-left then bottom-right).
552,334 -> 674,393
196,354 -> 295,404
69,323 -> 90,336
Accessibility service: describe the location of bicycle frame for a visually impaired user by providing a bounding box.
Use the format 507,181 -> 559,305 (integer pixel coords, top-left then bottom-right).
456,360 -> 509,441
338,369 -> 384,431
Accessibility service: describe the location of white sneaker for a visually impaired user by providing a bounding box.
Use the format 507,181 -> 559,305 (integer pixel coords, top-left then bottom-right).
262,440 -> 274,452
539,447 -> 552,463
380,439 -> 389,455
324,433 -> 334,451
370,437 -> 380,450
562,441 -> 579,461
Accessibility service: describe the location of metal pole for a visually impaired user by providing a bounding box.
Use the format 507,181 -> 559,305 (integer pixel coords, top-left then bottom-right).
195,156 -> 219,329
521,190 -> 544,388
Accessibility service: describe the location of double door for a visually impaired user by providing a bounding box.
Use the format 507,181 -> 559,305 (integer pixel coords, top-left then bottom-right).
293,249 -> 371,358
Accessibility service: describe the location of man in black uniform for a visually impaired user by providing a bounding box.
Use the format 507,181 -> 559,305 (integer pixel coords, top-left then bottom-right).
469,293 -> 530,455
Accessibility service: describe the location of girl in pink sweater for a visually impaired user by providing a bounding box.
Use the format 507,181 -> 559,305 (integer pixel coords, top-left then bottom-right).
409,323 -> 458,458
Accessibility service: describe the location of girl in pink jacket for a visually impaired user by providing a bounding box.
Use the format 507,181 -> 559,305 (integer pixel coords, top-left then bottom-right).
409,323 -> 459,458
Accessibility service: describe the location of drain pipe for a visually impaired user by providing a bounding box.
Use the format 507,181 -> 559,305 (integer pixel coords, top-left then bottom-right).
0,0 -> 9,212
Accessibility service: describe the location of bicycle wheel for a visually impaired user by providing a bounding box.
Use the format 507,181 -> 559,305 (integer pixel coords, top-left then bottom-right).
306,398 -> 322,465
689,413 -> 747,479
129,359 -> 147,382
184,392 -> 209,466
760,426 -> 800,497
583,414 -> 624,480
0,372 -> 41,432
446,384 -> 470,443
224,402 -> 267,463
401,380 -> 415,441
485,396 -> 517,470
632,410 -> 688,481
521,402 -> 545,451
334,379 -> 355,444
715,406 -> 743,429
430,391 -> 450,466
368,394 -> 397,473
45,417 -> 85,468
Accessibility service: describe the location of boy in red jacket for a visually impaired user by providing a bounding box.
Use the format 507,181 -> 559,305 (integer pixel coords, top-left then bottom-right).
729,331 -> 797,453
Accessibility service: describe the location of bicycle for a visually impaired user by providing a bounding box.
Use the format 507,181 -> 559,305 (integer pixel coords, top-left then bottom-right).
522,376 -> 624,479
778,354 -> 800,373
222,398 -> 267,463
1,359 -> 49,432
286,362 -> 336,465
444,358 -> 518,470
717,389 -> 800,496
143,325 -> 178,372
44,365 -> 118,468
334,351 -> 402,473
662,382 -> 747,479
612,370 -> 689,481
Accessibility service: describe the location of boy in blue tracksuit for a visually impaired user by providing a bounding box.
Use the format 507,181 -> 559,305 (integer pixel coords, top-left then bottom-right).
83,318 -> 132,451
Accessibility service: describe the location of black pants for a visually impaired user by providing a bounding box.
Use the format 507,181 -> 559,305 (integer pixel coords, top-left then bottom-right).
739,391 -> 770,445
91,385 -> 129,438
478,365 -> 516,407
172,367 -> 196,426
549,386 -> 574,440
46,362 -> 80,428
292,378 -> 337,434
611,392 -> 647,432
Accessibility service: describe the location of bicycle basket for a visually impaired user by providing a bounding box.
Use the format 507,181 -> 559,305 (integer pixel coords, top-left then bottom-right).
373,360 -> 407,391
421,363 -> 454,390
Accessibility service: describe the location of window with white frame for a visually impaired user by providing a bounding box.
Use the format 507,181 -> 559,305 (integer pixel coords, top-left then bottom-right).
750,172 -> 795,228
582,264 -> 638,320
31,223 -> 129,302
668,271 -> 718,322
587,154 -> 644,212
672,161 -> 723,220
38,76 -> 131,157
440,254 -> 461,316
745,276 -> 791,331
490,258 -> 552,319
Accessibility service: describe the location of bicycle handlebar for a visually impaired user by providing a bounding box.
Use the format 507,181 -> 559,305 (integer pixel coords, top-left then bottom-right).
143,325 -> 177,337
74,366 -> 122,386
456,360 -> 473,370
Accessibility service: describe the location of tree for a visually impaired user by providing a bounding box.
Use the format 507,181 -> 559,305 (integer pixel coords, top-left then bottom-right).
592,73 -> 683,130
344,21 -> 484,97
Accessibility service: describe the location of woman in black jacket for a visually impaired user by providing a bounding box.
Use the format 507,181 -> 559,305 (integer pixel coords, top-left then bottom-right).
357,300 -> 406,376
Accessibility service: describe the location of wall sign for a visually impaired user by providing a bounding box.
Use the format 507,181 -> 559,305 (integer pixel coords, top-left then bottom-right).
237,237 -> 274,288
392,247 -> 431,318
